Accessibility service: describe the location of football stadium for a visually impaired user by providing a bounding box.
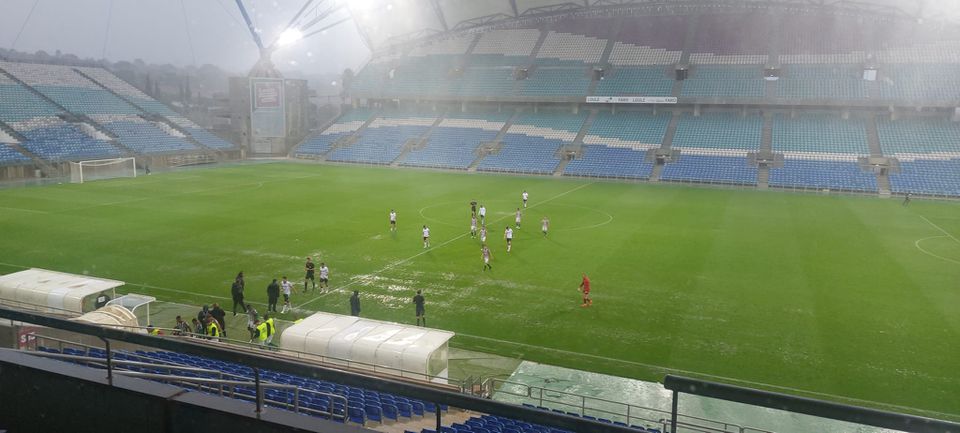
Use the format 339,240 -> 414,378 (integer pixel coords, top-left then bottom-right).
0,1 -> 958,432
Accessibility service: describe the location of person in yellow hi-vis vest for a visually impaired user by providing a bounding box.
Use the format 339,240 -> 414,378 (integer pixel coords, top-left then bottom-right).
205,316 -> 221,342
255,320 -> 269,347
263,314 -> 276,347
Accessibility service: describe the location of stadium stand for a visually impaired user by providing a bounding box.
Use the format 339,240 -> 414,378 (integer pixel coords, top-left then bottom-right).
518,68 -> 590,97
535,31 -> 606,65
473,29 -> 542,57
294,109 -> 373,157
92,115 -> 198,154
672,113 -> 762,151
408,35 -> 474,57
661,153 -> 758,185
456,67 -> 517,97
0,144 -> 30,165
879,117 -> 960,196
74,66 -> 180,117
680,66 -> 765,98
400,111 -> 510,170
777,64 -> 868,100
567,110 -> 668,179
769,114 -> 877,193
477,112 -> 584,175
594,67 -> 674,97
327,114 -> 436,164
39,346 -> 442,426
7,116 -> 120,161
878,64 -> 960,102
0,62 -> 141,115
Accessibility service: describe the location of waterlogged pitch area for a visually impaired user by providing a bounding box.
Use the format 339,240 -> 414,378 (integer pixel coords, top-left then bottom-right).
0,161 -> 957,419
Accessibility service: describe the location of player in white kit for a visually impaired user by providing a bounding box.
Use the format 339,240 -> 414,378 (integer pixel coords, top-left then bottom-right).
504,226 -> 513,252
470,215 -> 478,238
280,276 -> 294,313
479,225 -> 487,243
422,225 -> 430,248
478,205 -> 486,223
522,190 -> 529,208
389,210 -> 397,231
541,216 -> 549,237
515,208 -> 522,229
319,263 -> 329,291
481,245 -> 493,271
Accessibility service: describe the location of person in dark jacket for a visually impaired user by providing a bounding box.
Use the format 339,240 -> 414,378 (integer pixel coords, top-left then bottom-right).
210,303 -> 227,338
231,278 -> 246,316
350,290 -> 361,317
266,279 -> 280,313
413,290 -> 425,326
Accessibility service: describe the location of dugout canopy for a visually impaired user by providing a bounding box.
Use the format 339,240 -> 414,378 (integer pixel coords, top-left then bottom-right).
0,268 -> 122,315
71,304 -> 143,333
281,312 -> 454,383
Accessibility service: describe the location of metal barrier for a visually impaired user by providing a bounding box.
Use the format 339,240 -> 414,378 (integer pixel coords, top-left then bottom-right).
484,378 -> 772,433
664,375 -> 960,433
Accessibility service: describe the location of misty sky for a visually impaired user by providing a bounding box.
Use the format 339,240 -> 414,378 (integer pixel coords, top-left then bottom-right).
0,0 -> 372,76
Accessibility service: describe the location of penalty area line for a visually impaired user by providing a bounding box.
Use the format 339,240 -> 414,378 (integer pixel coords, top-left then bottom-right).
298,181 -> 595,308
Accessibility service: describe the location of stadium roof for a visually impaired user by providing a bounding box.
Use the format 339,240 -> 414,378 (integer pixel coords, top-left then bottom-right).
347,0 -> 956,50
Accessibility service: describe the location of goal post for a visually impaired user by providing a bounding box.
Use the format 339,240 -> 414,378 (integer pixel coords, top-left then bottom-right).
69,157 -> 137,184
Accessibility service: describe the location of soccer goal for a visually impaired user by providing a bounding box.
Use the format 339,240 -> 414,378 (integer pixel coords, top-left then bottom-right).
69,157 -> 137,184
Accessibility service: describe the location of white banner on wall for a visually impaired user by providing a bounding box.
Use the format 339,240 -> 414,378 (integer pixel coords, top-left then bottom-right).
585,96 -> 678,104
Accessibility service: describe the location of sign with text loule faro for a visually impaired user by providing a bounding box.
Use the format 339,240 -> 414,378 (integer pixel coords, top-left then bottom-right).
585,96 -> 678,104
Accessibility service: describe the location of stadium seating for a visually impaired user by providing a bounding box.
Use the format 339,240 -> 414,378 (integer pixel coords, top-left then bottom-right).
878,117 -> 960,196
518,68 -> 590,96
8,116 -> 120,161
876,117 -> 960,156
878,64 -> 960,102
456,67 -> 517,97
327,116 -> 435,164
93,115 -> 198,154
0,144 -> 30,165
39,347 -> 442,426
582,111 -> 670,148
769,158 -> 878,192
75,66 -> 180,117
594,67 -> 674,97
476,112 -> 583,174
408,35 -> 474,57
776,64 -> 867,100
660,153 -> 758,185
0,78 -> 63,122
772,114 -> 869,155
294,109 -> 373,157
608,43 -> 681,66
400,114 -> 507,169
672,113 -> 762,151
680,66 -> 764,98
564,145 -> 654,179
473,29 -> 542,57
1,62 -> 141,115
535,31 -> 606,65
889,158 -> 960,196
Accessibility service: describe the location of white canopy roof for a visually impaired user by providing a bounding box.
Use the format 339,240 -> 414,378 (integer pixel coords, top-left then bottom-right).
280,312 -> 454,381
0,268 -> 123,314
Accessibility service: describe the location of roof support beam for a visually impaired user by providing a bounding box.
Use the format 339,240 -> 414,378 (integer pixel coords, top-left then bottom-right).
509,0 -> 520,17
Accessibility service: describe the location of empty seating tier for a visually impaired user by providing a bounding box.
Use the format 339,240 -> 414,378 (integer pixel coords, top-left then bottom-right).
769,158 -> 877,192
877,117 -> 960,156
327,117 -> 434,165
595,67 -> 674,97
680,66 -> 764,98
94,115 -> 197,154
9,117 -> 120,161
777,64 -> 867,100
772,114 -> 869,155
673,113 -> 762,151
660,154 -> 758,185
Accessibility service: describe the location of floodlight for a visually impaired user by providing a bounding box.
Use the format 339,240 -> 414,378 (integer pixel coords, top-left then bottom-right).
277,28 -> 303,47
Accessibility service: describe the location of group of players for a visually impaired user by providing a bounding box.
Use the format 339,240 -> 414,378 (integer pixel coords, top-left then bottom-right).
392,190 -> 550,271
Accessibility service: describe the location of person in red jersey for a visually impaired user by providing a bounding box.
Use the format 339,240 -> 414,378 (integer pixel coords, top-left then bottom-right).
579,274 -> 592,307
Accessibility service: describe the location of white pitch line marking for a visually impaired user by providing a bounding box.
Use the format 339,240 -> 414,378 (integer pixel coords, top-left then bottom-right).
0,205 -> 50,214
914,236 -> 960,266
298,182 -> 595,308
919,214 -> 960,245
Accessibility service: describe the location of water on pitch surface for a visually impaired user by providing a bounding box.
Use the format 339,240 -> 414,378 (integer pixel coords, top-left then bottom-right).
492,361 -> 902,433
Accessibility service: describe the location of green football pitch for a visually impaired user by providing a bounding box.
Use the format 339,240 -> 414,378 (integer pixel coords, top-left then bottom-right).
0,161 -> 957,420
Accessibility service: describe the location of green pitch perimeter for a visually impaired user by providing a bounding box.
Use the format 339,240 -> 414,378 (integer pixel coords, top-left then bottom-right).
0,161 -> 957,420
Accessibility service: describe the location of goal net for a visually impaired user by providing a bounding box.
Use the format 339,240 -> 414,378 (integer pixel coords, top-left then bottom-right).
69,157 -> 137,184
